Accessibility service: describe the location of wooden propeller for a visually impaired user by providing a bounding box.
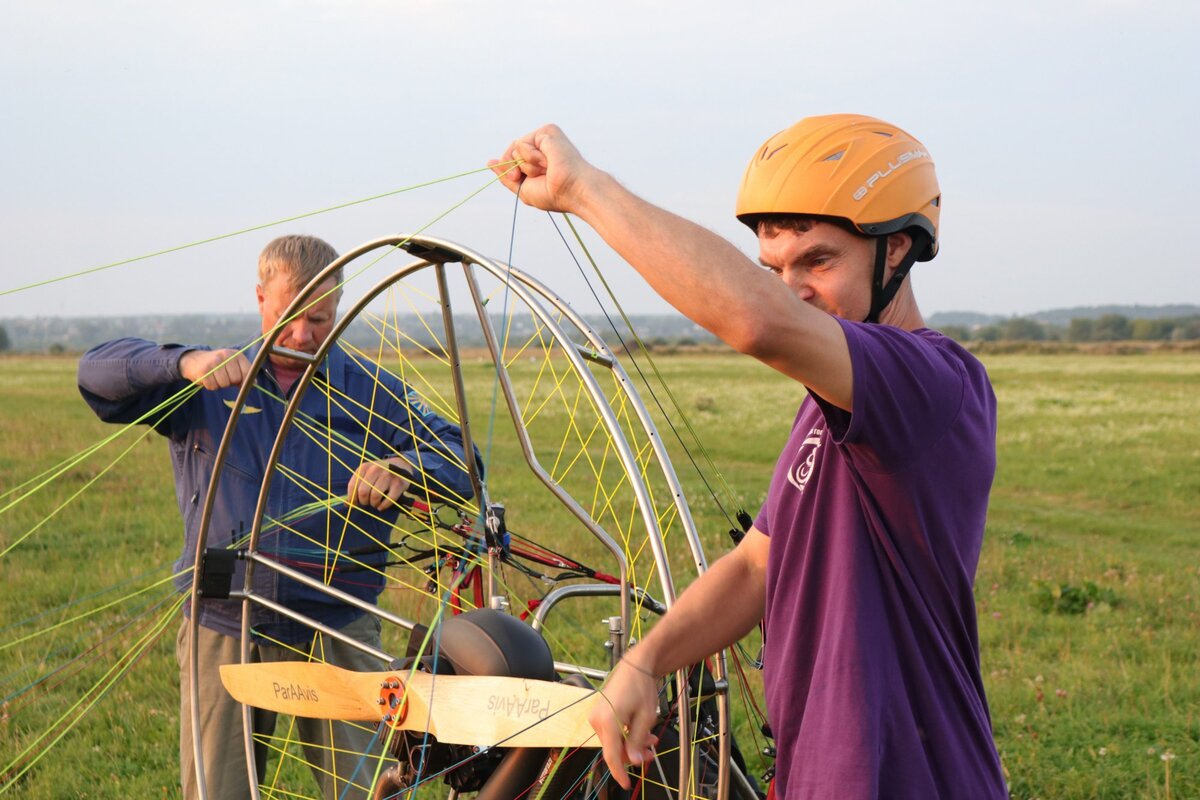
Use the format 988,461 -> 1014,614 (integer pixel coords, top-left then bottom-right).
219,661 -> 603,749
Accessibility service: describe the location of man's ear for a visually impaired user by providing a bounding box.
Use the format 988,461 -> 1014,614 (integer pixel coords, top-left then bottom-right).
255,284 -> 266,313
885,231 -> 914,272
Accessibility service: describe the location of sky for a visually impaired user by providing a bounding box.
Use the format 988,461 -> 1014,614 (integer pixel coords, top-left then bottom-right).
1,0 -> 1196,322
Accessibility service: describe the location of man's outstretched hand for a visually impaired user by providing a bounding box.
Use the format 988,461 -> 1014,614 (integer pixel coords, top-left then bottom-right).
489,124 -> 599,215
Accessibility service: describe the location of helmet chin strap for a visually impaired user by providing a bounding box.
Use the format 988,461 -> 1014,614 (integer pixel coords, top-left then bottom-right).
864,232 -> 926,324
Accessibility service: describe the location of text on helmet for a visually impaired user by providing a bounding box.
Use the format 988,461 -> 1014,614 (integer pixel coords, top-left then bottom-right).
852,149 -> 930,201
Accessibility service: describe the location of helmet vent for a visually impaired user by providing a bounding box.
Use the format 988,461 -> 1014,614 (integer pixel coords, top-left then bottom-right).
762,143 -> 788,161
873,130 -> 894,137
822,150 -> 845,162
932,195 -> 941,207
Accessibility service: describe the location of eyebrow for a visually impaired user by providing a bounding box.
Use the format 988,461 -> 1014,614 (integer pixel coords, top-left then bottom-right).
759,243 -> 843,269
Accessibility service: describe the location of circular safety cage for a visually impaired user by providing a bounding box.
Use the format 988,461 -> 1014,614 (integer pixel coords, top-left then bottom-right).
186,235 -> 763,800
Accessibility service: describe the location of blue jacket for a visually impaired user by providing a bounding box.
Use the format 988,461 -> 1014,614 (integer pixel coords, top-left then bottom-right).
78,337 -> 476,643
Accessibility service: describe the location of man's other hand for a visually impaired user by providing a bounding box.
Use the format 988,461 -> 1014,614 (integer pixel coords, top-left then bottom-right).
589,656 -> 663,789
180,349 -> 252,391
348,460 -> 412,511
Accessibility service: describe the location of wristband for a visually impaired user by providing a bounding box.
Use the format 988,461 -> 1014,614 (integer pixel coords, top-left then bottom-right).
621,657 -> 659,680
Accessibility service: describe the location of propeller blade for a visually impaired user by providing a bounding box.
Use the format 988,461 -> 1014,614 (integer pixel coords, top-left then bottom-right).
219,661 -> 602,748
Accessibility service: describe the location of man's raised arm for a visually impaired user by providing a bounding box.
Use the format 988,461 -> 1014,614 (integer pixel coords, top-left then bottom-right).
489,125 -> 852,408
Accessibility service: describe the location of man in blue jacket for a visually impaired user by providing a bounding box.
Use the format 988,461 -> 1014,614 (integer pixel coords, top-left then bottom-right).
78,234 -> 477,800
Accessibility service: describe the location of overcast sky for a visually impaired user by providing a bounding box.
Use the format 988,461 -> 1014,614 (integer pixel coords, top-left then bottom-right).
2,0 -> 1196,321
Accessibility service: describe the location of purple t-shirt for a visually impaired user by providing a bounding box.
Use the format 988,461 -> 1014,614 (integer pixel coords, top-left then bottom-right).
754,319 -> 1006,799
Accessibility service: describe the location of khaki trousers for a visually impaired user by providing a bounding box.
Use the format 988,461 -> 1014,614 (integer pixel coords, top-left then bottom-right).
177,614 -> 388,800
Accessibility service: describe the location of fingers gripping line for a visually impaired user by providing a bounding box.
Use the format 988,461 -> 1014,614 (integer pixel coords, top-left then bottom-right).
590,658 -> 668,791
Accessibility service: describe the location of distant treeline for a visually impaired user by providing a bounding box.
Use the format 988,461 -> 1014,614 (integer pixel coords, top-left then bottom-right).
0,313 -> 717,355
3,307 -> 1198,354
935,314 -> 1200,344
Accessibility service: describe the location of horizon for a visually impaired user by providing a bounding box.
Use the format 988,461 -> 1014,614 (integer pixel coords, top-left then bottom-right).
4,302 -> 1199,325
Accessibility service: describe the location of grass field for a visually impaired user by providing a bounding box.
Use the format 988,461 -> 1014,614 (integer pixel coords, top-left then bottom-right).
1,350 -> 1197,799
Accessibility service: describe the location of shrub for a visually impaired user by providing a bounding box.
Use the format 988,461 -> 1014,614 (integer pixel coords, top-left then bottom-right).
1031,580 -> 1119,615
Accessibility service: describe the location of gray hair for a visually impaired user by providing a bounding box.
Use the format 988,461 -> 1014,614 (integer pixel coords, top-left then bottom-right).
257,234 -> 342,294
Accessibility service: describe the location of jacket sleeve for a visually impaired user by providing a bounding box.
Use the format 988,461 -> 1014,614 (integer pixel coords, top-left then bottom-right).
390,389 -> 480,504
77,337 -> 199,438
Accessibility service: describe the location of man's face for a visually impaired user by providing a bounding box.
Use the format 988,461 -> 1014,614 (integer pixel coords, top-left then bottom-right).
756,221 -> 877,321
256,276 -> 339,367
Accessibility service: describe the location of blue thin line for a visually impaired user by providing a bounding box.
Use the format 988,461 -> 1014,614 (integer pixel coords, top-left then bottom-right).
336,722 -> 387,800
2,587 -> 179,704
0,562 -> 177,636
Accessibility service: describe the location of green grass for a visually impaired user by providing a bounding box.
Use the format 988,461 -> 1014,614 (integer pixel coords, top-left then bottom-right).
1,351 -> 1197,798
0,356 -> 181,798
979,353 -> 1199,799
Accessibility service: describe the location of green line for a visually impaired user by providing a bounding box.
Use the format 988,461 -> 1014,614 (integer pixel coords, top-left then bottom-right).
561,213 -> 744,515
1,163 -> 513,298
0,594 -> 184,792
0,568 -> 188,652
1,164 -> 511,543
0,422 -> 164,558
0,385 -> 195,508
532,747 -> 574,800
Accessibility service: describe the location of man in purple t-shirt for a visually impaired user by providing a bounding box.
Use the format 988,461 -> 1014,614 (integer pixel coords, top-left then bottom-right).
490,115 -> 1007,798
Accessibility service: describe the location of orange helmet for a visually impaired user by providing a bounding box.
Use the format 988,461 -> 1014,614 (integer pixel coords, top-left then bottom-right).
735,114 -> 940,261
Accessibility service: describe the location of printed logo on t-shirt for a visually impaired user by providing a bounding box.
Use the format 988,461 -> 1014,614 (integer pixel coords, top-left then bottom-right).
786,426 -> 823,494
